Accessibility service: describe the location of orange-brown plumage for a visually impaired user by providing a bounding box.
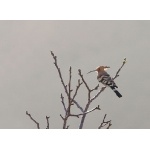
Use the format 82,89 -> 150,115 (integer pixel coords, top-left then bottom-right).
88,66 -> 122,98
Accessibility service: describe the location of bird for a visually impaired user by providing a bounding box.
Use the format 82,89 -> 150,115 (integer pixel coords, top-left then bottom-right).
87,66 -> 122,98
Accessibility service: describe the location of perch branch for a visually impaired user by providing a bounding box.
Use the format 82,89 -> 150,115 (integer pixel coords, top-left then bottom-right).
90,86 -> 106,102
90,57 -> 127,102
79,58 -> 126,129
113,58 -> 127,80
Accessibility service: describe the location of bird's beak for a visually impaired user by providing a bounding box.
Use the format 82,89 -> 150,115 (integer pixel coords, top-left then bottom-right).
105,66 -> 110,68
104,66 -> 110,71
87,69 -> 96,74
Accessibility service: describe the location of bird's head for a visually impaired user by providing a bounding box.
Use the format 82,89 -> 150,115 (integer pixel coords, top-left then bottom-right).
87,66 -> 110,74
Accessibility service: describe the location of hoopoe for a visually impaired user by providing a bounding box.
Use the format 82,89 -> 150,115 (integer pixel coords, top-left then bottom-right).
87,66 -> 122,98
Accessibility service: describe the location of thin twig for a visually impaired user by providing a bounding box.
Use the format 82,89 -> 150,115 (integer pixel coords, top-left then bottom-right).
72,99 -> 84,112
51,51 -> 73,129
61,93 -> 67,112
78,69 -> 91,102
72,79 -> 83,100
60,114 -> 65,120
68,66 -> 72,98
67,66 -> 72,114
78,69 -> 90,91
113,58 -> 127,80
51,51 -> 69,97
98,114 -> 107,129
91,84 -> 99,92
98,114 -> 112,129
66,125 -> 70,129
70,105 -> 101,118
90,86 -> 106,102
46,116 -> 50,129
106,122 -> 112,129
71,79 -> 84,112
26,111 -> 40,129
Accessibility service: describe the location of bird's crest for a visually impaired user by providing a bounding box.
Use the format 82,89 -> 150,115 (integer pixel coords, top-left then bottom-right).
96,66 -> 110,72
87,66 -> 110,74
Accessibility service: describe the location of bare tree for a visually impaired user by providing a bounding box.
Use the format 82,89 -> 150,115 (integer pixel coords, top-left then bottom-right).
26,51 -> 126,129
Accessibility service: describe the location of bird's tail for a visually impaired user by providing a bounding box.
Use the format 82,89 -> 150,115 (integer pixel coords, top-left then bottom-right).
110,86 -> 122,98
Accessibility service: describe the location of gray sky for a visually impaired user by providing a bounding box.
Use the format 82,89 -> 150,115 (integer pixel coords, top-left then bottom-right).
0,21 -> 150,129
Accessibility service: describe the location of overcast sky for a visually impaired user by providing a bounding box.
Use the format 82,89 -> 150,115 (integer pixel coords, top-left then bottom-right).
0,21 -> 150,129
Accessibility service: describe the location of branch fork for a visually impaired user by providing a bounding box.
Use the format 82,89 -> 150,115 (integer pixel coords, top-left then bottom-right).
26,52 -> 126,129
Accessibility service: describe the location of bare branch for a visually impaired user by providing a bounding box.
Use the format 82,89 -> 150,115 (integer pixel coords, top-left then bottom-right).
71,79 -> 84,112
66,125 -> 70,129
61,93 -> 67,112
113,58 -> 127,80
60,114 -> 70,129
79,103 -> 90,129
51,51 -> 126,129
46,116 -> 50,129
50,51 -> 69,97
26,111 -> 40,129
67,66 -> 72,114
68,66 -> 72,94
72,79 -> 83,100
90,86 -> 106,102
98,114 -> 112,129
70,105 -> 100,118
70,114 -> 80,118
106,122 -> 112,129
72,99 -> 84,112
84,105 -> 101,114
51,51 -> 73,129
91,84 -> 99,92
60,114 -> 65,120
68,66 -> 72,102
79,69 -> 92,102
78,69 -> 90,91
